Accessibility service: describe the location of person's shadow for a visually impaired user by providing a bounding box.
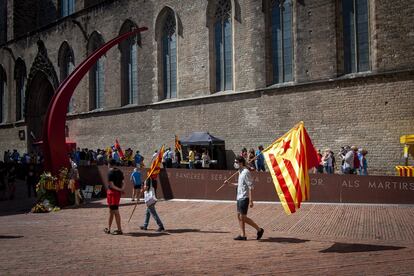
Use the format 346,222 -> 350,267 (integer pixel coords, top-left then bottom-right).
259,237 -> 310,243
166,229 -> 229,234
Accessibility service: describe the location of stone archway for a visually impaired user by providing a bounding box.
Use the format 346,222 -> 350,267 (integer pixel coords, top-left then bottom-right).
26,71 -> 54,151
25,40 -> 59,153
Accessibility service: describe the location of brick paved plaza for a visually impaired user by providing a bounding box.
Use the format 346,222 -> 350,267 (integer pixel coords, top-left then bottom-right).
1,183 -> 414,275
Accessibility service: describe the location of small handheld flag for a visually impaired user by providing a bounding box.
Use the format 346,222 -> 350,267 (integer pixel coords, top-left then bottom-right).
114,139 -> 125,159
175,135 -> 182,152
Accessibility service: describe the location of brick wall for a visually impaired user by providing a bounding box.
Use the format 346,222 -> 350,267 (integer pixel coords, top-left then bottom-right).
64,71 -> 414,175
0,0 -> 413,175
373,0 -> 414,72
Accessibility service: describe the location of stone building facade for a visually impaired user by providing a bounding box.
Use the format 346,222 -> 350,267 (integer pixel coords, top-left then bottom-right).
0,0 -> 413,174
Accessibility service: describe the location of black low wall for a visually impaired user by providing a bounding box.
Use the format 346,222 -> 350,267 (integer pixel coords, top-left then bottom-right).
78,166 -> 414,204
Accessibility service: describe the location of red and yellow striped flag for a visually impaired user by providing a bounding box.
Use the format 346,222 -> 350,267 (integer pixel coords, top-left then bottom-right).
147,145 -> 165,179
175,135 -> 182,152
262,122 -> 318,214
114,139 -> 125,159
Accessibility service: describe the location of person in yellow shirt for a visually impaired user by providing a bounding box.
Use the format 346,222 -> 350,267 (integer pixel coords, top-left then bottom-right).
188,148 -> 195,169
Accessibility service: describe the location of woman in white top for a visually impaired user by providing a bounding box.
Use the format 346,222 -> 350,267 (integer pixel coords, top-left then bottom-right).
201,149 -> 210,168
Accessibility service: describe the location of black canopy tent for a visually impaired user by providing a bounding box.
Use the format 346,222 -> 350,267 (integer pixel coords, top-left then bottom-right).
180,132 -> 227,169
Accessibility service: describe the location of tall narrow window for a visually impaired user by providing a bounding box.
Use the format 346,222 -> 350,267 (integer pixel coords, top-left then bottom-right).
270,0 -> 293,84
14,59 -> 26,121
61,0 -> 75,17
214,0 -> 232,91
342,0 -> 369,73
0,0 -> 7,45
94,58 -> 105,108
120,21 -> 139,105
162,11 -> 177,99
88,32 -> 105,110
0,66 -> 6,123
59,42 -> 75,112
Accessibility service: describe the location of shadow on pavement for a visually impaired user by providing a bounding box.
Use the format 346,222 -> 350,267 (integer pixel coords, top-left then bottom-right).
259,237 -> 310,243
66,200 -> 140,209
166,229 -> 230,234
125,232 -> 170,237
320,242 -> 406,253
0,235 -> 24,239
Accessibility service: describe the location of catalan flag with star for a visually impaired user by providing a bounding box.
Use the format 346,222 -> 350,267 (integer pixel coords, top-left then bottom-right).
262,122 -> 319,214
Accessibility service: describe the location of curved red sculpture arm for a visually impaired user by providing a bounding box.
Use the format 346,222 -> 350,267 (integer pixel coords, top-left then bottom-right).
43,27 -> 148,174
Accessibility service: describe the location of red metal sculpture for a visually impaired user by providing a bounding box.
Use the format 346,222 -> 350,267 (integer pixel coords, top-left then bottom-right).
42,27 -> 148,175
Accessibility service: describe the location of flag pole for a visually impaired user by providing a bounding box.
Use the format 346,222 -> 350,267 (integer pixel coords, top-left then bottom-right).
215,125 -> 299,193
128,174 -> 151,223
215,154 -> 260,192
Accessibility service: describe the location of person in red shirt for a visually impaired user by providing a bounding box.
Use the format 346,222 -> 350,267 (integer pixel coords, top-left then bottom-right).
104,159 -> 125,235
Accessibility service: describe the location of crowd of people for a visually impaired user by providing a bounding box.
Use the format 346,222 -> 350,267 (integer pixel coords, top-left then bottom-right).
1,150 -> 43,201
69,147 -> 144,167
315,146 -> 369,175
236,144 -> 369,176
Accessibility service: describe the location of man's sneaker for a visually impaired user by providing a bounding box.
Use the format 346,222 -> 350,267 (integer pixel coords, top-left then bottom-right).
139,226 -> 147,230
156,227 -> 165,232
233,235 -> 247,241
257,228 -> 264,240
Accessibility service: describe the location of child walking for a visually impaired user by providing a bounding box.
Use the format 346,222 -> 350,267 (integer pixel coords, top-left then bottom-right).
140,177 -> 165,232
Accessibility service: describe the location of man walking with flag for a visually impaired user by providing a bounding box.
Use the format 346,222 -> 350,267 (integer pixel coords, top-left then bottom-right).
225,156 -> 264,241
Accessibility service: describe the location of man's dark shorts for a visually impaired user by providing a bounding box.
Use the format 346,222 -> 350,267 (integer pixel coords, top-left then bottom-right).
134,184 -> 142,190
237,198 -> 249,215
109,205 -> 119,210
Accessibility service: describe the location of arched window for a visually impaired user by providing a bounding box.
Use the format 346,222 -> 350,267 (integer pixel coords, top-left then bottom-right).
214,0 -> 232,92
87,32 -> 105,110
119,20 -> 139,106
268,0 -> 293,84
341,0 -> 369,73
0,0 -> 7,45
161,10 -> 177,99
58,42 -> 75,112
61,0 -> 75,17
14,58 -> 26,121
0,65 -> 6,123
